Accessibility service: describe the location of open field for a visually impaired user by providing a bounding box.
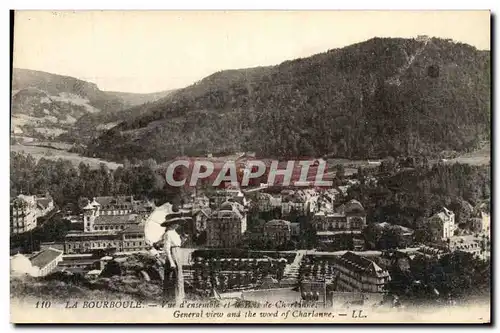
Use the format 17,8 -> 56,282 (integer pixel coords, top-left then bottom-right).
10,144 -> 122,170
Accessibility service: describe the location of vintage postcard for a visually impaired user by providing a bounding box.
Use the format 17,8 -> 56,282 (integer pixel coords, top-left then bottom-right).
10,10 -> 491,324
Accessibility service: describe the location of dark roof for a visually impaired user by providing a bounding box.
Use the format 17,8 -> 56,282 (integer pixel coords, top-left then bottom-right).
30,248 -> 63,269
339,251 -> 388,278
94,214 -> 140,225
95,196 -> 134,207
36,197 -> 53,209
341,251 -> 372,269
121,224 -> 145,234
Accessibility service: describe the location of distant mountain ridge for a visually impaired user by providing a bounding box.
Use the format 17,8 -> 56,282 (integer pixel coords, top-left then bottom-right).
11,68 -> 174,141
86,37 -> 490,163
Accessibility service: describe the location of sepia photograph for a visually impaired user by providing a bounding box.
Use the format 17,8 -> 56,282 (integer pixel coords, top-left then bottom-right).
8,10 -> 491,324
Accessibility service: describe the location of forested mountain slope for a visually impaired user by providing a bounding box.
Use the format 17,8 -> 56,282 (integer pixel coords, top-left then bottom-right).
86,37 -> 490,162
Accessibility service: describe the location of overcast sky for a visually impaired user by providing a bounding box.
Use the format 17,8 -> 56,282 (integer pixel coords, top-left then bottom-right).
13,10 -> 490,93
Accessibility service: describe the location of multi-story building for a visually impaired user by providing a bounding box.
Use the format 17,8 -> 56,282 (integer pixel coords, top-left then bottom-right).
312,199 -> 367,232
81,197 -> 148,233
10,194 -> 38,234
64,231 -> 123,254
65,196 -> 150,254
312,200 -> 366,251
334,251 -> 391,293
263,220 -> 292,245
281,192 -> 306,216
64,227 -> 147,254
93,196 -> 135,215
93,214 -> 143,232
121,224 -> 148,252
206,201 -> 247,248
428,207 -> 456,240
256,193 -> 282,212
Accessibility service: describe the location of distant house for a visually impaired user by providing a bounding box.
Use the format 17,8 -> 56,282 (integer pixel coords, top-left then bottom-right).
428,207 -> 456,240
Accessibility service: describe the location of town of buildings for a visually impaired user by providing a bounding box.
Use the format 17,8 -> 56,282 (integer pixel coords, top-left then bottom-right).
10,166 -> 491,307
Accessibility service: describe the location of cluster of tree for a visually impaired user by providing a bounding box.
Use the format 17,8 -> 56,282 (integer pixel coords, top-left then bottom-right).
388,251 -> 490,303
86,37 -> 489,163
346,163 -> 490,243
10,152 -> 181,211
363,224 -> 415,250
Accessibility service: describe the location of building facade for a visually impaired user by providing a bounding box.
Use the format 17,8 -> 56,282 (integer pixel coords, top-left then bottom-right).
206,201 -> 247,248
256,193 -> 282,212
334,251 -> 391,293
29,247 -> 64,277
481,212 -> 490,237
312,199 -> 367,232
11,248 -> 64,277
428,207 -> 456,240
10,194 -> 38,234
121,224 -> 147,252
263,220 -> 292,245
65,196 -> 150,254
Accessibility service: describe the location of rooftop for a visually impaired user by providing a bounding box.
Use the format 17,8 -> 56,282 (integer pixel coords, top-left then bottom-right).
339,251 -> 388,278
94,196 -> 134,206
36,197 -> 53,209
121,224 -> 145,234
316,230 -> 362,236
94,214 -> 141,225
66,231 -> 118,237
30,248 -> 63,269
266,219 -> 291,227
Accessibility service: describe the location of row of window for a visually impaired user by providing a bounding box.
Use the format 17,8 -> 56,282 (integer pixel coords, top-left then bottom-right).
93,225 -> 127,231
98,209 -> 132,215
66,240 -> 146,249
